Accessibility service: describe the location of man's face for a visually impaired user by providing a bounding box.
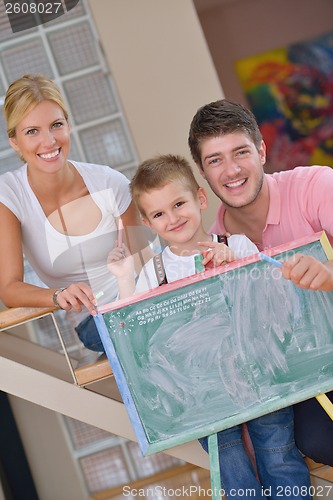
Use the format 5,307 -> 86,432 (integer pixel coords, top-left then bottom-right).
198,133 -> 266,209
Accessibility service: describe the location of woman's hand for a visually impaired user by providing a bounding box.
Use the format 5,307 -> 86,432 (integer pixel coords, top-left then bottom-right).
198,241 -> 237,268
54,282 -> 97,316
282,254 -> 333,292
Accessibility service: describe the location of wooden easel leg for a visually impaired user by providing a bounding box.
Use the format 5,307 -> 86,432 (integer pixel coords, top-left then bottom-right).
208,433 -> 222,500
316,393 -> 333,420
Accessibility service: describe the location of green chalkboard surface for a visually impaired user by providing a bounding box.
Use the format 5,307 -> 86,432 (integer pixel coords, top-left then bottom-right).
96,232 -> 333,455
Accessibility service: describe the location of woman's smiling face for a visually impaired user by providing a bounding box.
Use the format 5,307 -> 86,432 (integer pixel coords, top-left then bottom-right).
9,99 -> 70,173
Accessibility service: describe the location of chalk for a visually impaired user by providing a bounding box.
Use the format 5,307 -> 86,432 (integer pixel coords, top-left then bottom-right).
258,252 -> 283,268
95,291 -> 104,300
118,218 -> 124,247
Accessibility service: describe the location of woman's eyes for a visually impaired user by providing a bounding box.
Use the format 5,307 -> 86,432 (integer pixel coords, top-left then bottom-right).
26,128 -> 37,135
25,122 -> 64,135
52,121 -> 64,128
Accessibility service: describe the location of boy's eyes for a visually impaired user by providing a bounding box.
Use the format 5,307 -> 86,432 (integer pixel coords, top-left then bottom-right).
152,201 -> 185,218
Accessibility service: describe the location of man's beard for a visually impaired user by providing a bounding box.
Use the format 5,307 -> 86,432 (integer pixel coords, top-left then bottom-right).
210,172 -> 264,209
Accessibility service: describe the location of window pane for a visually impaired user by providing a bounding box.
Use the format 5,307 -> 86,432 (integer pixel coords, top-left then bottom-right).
64,416 -> 114,450
1,38 -> 54,82
120,165 -> 137,179
0,1 -> 37,42
0,153 -> 22,175
69,134 -> 81,161
48,22 -> 99,75
0,77 -> 5,96
0,107 -> 9,151
80,119 -> 134,168
23,260 -> 79,350
127,441 -> 183,479
40,0 -> 85,27
80,447 -> 130,492
64,72 -> 118,125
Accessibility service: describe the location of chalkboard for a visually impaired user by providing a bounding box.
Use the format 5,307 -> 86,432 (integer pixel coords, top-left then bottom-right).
96,232 -> 333,456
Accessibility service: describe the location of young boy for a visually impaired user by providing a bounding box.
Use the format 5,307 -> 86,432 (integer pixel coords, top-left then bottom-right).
108,154 -> 311,499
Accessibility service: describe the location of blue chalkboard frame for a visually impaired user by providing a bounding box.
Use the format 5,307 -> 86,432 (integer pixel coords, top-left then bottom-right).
96,232 -> 333,456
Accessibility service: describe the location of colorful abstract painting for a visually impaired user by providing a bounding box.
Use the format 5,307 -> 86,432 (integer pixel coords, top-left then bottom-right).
236,31 -> 333,172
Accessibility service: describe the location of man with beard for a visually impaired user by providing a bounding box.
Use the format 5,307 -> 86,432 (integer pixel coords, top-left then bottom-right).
188,98 -> 333,467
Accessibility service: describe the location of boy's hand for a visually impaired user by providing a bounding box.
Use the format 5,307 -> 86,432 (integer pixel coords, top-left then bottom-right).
198,241 -> 237,268
282,253 -> 333,292
107,242 -> 134,278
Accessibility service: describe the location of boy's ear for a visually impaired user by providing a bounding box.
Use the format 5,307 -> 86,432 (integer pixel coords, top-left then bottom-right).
197,187 -> 208,210
141,216 -> 156,233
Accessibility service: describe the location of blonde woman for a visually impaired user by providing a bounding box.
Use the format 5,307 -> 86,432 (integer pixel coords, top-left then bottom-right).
0,73 -> 146,351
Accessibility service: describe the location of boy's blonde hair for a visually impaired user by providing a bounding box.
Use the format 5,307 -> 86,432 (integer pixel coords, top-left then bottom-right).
130,154 -> 200,217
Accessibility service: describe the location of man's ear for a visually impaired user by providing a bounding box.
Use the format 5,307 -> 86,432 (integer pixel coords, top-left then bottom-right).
197,187 -> 209,210
259,140 -> 266,166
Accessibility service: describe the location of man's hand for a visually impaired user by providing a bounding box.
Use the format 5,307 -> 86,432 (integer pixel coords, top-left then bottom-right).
282,254 -> 333,292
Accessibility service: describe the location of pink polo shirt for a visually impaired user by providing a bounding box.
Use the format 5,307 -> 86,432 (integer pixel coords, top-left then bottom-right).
210,166 -> 333,251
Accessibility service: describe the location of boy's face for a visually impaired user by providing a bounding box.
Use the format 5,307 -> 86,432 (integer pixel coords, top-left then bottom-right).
140,180 -> 208,246
197,132 -> 266,209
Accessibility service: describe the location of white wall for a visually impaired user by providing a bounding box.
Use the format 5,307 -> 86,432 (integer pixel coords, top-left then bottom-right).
88,0 -> 223,227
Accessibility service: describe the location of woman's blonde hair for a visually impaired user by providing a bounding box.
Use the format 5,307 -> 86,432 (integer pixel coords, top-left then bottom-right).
4,73 -> 69,138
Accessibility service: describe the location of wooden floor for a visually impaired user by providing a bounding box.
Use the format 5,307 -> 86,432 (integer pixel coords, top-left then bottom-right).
306,458 -> 333,498
92,461 -> 333,500
92,465 -> 213,500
